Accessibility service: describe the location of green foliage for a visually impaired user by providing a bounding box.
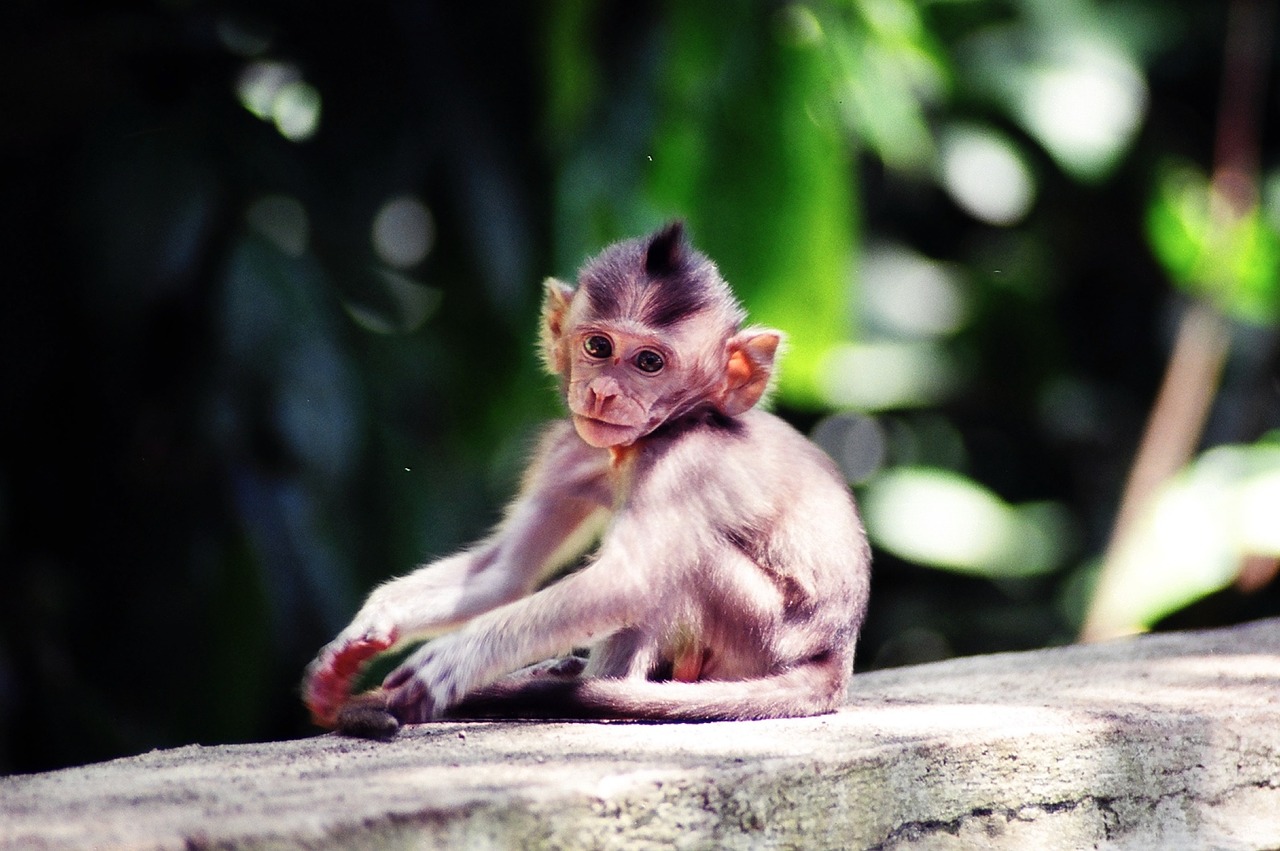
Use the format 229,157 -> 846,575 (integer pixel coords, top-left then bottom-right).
1087,437 -> 1280,632
1146,164 -> 1280,324
862,466 -> 1073,579
825,0 -> 950,174
544,2 -> 860,407
645,3 -> 857,407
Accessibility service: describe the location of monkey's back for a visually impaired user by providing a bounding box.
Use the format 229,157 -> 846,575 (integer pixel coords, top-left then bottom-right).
624,408 -> 871,675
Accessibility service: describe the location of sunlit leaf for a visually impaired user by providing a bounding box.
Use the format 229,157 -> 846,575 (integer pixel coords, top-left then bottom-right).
960,25 -> 1147,182
1146,163 -> 1280,325
1084,441 -> 1280,634
862,467 -> 1071,578
645,3 -> 858,407
828,0 -> 950,172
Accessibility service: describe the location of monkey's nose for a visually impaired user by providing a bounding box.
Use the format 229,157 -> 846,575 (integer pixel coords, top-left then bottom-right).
588,388 -> 616,417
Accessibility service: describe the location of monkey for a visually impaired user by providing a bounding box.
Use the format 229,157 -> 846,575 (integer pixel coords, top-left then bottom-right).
303,221 -> 871,738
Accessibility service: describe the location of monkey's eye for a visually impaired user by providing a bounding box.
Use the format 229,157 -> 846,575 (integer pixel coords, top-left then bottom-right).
634,350 -> 665,373
583,335 -> 613,359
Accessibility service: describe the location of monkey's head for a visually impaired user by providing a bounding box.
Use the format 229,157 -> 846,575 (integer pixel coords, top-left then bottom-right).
541,222 -> 782,448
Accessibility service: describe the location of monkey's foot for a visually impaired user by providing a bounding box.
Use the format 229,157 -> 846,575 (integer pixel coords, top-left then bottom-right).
335,689 -> 401,741
304,635 -> 396,728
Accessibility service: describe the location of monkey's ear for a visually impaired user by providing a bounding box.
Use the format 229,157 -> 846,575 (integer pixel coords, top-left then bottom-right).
717,328 -> 783,416
540,277 -> 577,375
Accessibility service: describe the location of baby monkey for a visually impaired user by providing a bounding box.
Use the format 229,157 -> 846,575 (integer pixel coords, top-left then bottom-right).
304,222 -> 870,738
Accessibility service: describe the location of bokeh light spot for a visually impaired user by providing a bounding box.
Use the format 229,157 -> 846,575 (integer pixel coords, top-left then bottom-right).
818,340 -> 961,411
940,125 -> 1035,226
1015,42 -> 1146,180
860,244 -> 969,338
235,61 -> 321,142
777,5 -> 824,46
372,196 -> 436,269
236,61 -> 298,120
272,82 -> 321,142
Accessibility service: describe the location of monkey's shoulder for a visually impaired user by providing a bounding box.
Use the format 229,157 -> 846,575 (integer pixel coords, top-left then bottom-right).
640,408 -> 840,482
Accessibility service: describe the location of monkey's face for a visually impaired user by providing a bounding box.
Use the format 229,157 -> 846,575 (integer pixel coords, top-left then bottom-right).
537,222 -> 770,450
564,324 -> 686,448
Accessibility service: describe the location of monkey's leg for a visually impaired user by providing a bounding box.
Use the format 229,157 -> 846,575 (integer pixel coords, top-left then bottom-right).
336,658 -> 590,738
306,486 -> 606,727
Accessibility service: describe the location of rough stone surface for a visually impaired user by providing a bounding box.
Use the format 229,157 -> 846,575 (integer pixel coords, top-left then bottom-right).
4,619 -> 1280,850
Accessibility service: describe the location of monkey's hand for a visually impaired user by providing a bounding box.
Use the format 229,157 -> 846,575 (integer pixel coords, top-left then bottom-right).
380,634 -> 481,723
303,632 -> 398,728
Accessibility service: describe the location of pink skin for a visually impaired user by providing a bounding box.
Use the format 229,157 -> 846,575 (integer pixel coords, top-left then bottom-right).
308,330 -> 762,725
564,330 -> 674,448
323,333 -> 649,722
305,634 -> 397,727
571,414 -> 641,448
305,255 -> 807,728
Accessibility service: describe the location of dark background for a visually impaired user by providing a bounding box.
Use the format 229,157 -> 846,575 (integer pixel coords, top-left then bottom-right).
3,0 -> 1278,774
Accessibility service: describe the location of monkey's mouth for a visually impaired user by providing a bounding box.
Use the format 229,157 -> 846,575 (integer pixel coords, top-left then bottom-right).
575,413 -> 631,428
572,414 -> 641,447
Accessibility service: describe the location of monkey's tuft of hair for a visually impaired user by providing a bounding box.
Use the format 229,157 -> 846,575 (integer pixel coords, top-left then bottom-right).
335,692 -> 401,741
578,220 -> 735,330
644,220 -> 688,277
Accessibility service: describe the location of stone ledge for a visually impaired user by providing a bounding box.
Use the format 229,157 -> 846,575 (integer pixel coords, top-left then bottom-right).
4,619 -> 1280,850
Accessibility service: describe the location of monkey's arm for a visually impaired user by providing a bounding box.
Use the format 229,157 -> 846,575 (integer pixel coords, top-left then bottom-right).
379,511 -> 674,722
305,430 -> 610,727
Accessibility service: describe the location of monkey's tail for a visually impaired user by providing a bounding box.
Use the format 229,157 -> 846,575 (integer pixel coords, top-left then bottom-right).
448,658 -> 846,722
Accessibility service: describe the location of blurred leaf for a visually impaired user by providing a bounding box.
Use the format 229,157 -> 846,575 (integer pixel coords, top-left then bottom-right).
827,0 -> 950,173
219,238 -> 363,481
216,238 -> 364,632
960,20 -> 1147,182
645,2 -> 858,407
1146,163 -> 1280,325
818,339 -> 963,410
1084,440 -> 1280,634
862,466 -> 1072,578
542,3 -> 601,148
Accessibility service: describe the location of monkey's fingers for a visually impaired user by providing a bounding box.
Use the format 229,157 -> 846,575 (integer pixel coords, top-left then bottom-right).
304,635 -> 395,727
